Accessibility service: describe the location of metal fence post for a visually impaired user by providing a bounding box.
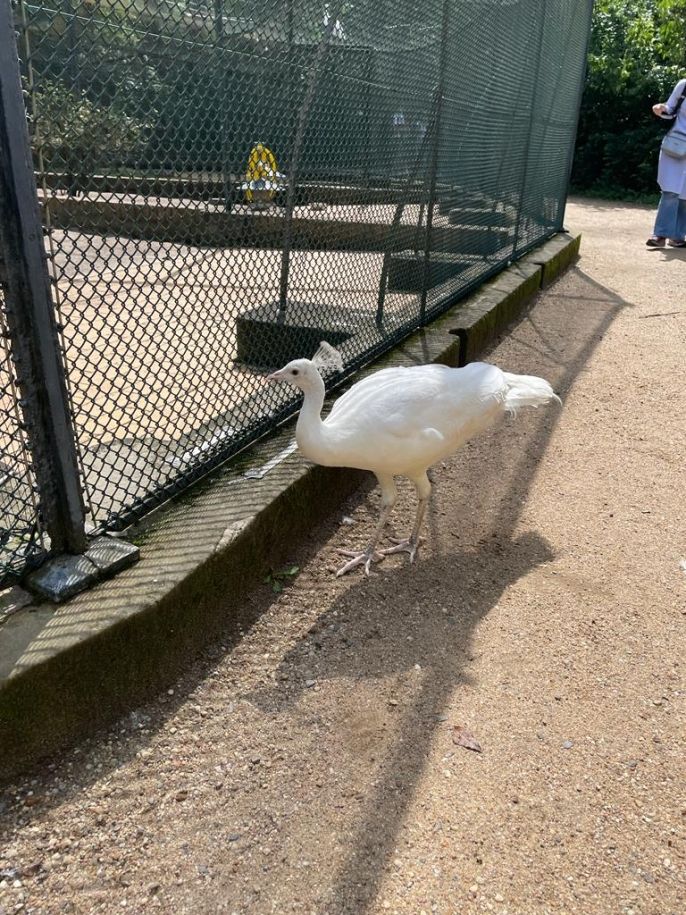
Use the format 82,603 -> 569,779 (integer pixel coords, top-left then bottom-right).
511,0 -> 548,258
419,0 -> 451,324
0,2 -> 87,556
560,0 -> 594,229
214,0 -> 233,212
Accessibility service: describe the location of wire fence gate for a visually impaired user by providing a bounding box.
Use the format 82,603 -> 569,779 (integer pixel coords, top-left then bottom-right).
0,0 -> 592,587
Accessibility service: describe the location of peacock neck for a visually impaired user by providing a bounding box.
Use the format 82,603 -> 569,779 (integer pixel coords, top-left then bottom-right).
295,373 -> 329,460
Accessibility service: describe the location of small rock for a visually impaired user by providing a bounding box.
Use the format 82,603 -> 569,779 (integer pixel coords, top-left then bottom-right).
228,834 -> 241,843
175,790 -> 188,802
0,869 -> 20,882
562,740 -> 573,750
148,884 -> 161,896
305,679 -> 316,688
495,893 -> 504,902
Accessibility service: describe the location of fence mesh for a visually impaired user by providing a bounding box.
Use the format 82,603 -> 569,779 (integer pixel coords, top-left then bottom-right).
0,294 -> 46,577
0,0 -> 592,585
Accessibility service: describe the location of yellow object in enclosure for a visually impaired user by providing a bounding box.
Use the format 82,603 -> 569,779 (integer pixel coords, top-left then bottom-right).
242,142 -> 286,205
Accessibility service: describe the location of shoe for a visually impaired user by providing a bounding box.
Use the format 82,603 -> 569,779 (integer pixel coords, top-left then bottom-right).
646,236 -> 666,247
668,238 -> 686,247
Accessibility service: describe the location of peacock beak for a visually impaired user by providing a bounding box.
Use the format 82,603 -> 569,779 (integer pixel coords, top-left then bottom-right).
266,369 -> 285,383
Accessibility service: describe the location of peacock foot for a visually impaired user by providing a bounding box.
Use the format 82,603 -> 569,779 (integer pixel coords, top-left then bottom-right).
336,547 -> 385,577
379,536 -> 422,564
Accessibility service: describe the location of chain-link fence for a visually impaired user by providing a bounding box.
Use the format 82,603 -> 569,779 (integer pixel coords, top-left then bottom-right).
0,0 -> 592,586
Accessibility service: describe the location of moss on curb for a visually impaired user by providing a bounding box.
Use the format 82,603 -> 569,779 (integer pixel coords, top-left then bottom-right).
450,233 -> 580,364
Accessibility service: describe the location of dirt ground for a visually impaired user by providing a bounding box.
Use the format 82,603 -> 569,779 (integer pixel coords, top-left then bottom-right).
1,197 -> 684,915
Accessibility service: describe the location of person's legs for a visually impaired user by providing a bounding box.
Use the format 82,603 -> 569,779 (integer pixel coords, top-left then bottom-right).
652,191 -> 680,238
674,196 -> 686,240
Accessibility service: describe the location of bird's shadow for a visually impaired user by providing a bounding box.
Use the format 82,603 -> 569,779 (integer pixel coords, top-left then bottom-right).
245,532 -> 554,915
250,530 -> 554,712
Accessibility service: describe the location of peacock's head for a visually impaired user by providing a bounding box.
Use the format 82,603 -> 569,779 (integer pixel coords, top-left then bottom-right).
266,358 -> 321,391
266,341 -> 344,391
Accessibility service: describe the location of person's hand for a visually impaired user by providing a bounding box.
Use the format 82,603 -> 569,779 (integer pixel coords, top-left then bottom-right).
653,103 -> 668,116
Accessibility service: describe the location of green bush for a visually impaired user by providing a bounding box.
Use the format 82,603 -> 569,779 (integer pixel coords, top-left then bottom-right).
572,0 -> 686,198
32,79 -> 147,177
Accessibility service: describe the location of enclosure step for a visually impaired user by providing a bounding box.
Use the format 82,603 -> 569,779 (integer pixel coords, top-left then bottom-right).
387,251 -> 471,292
447,207 -> 514,228
438,192 -> 492,215
236,301 -> 360,369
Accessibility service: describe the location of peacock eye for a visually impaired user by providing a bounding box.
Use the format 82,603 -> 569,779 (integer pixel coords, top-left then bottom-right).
292,369 -> 299,376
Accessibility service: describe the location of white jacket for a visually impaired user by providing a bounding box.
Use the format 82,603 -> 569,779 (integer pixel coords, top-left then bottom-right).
658,78 -> 686,198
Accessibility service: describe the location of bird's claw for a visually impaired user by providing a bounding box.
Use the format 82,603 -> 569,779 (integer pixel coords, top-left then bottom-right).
336,548 -> 384,577
379,536 -> 421,564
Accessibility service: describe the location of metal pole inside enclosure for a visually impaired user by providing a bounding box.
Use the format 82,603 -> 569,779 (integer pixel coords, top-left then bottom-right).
277,2 -> 346,318
375,94 -> 438,329
0,0 -> 87,556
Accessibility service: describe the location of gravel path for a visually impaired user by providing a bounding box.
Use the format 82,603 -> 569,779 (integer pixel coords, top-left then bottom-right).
1,198 -> 684,915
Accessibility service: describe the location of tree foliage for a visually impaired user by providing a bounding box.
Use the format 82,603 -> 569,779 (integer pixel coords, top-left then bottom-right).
32,79 -> 148,177
21,0 -> 378,177
572,0 -> 686,196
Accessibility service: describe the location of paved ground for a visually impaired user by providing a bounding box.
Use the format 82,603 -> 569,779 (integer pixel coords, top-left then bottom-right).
1,197 -> 684,914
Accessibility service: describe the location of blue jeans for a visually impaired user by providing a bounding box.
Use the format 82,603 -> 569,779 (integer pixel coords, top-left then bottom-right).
653,191 -> 686,239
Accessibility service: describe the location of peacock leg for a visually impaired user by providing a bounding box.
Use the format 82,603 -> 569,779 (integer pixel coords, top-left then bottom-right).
379,473 -> 431,564
336,474 -> 396,577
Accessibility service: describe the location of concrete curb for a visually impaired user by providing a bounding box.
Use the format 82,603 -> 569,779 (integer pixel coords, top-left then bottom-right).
449,233 -> 582,365
0,230 -> 580,780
